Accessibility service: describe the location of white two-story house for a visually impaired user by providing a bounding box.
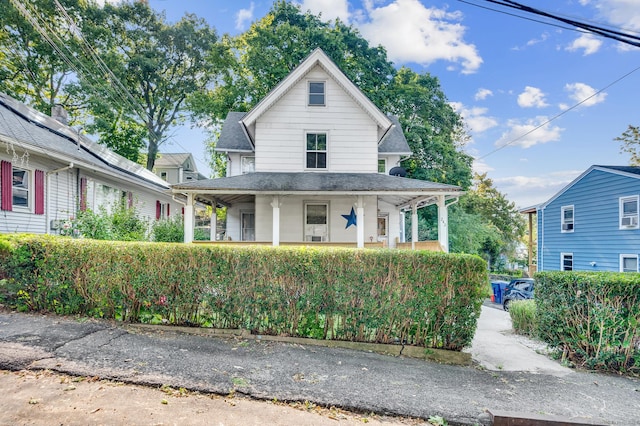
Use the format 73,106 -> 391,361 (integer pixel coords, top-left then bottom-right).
172,48 -> 463,250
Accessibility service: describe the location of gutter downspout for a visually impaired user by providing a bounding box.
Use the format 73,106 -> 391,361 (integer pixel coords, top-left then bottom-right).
45,163 -> 74,235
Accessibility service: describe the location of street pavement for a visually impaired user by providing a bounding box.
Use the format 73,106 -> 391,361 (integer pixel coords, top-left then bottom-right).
0,303 -> 638,425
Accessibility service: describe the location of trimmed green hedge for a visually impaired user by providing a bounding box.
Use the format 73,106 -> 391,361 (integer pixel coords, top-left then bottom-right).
536,271 -> 640,373
0,234 -> 487,351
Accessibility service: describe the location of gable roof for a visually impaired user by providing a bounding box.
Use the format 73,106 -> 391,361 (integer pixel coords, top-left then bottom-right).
378,116 -> 411,155
0,93 -> 169,190
240,48 -> 393,142
155,153 -> 197,171
538,165 -> 640,209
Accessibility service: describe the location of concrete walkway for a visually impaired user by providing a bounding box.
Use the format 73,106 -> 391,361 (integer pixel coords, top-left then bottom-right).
468,303 -> 572,377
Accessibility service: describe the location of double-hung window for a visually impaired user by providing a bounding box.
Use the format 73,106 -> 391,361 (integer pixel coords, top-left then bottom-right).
308,81 -> 325,106
561,205 -> 574,232
241,156 -> 255,174
619,196 -> 639,229
306,132 -> 327,169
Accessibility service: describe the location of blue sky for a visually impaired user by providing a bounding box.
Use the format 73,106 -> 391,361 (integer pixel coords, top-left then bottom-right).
147,0 -> 640,209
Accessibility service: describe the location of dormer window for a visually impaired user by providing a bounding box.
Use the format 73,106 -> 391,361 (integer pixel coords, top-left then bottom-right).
308,81 -> 325,106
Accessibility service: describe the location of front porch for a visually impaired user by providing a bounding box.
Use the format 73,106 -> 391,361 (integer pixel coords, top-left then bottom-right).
172,172 -> 463,252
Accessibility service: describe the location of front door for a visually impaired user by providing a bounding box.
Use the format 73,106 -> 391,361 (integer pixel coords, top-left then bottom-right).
304,203 -> 328,242
241,211 -> 255,241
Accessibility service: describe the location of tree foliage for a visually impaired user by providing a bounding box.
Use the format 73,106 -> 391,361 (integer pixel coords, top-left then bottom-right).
72,2 -> 227,168
457,172 -> 526,270
0,0 -> 85,115
614,125 -> 640,166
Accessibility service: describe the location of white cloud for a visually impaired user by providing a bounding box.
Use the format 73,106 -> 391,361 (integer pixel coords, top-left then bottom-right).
566,33 -> 602,55
474,88 -> 493,101
592,0 -> 640,32
493,170 -> 582,209
564,82 -> 607,107
451,102 -> 498,134
517,86 -> 548,108
495,116 -> 563,149
235,2 -> 255,30
358,0 -> 482,74
297,0 -> 350,22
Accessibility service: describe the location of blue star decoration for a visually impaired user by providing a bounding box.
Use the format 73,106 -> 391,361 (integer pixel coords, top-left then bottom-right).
342,207 -> 357,228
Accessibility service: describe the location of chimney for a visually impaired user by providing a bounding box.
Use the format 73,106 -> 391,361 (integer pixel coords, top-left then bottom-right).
51,105 -> 68,125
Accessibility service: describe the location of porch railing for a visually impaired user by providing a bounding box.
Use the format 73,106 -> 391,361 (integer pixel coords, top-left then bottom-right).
192,240 -> 443,251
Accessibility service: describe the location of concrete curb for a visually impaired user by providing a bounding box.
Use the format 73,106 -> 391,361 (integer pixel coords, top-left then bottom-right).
124,323 -> 472,366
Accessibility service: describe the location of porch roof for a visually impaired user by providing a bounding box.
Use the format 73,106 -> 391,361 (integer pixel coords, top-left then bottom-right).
171,172 -> 463,209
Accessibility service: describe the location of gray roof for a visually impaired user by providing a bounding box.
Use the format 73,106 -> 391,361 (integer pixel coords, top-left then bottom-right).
594,165 -> 640,176
216,111 -> 252,152
172,172 -> 462,209
215,111 -> 411,155
0,93 -> 169,190
378,116 -> 411,154
155,153 -> 197,171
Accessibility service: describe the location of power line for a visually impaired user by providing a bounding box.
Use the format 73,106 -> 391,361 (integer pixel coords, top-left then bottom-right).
461,0 -> 640,48
478,64 -> 640,160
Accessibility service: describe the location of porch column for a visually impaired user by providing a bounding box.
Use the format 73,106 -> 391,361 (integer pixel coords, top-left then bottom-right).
210,200 -> 217,241
411,202 -> 418,250
437,195 -> 449,253
271,195 -> 280,246
184,193 -> 194,243
356,196 -> 364,248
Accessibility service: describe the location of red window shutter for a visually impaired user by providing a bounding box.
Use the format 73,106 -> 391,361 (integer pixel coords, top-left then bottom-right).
34,169 -> 45,215
127,191 -> 133,208
79,177 -> 87,211
156,200 -> 161,220
181,207 -> 184,215
167,203 -> 170,217
1,160 -> 12,211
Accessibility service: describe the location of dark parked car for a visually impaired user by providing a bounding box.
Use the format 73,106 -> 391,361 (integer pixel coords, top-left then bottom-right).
502,278 -> 535,311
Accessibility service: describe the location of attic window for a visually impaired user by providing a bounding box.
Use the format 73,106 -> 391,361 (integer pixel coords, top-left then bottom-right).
308,82 -> 325,106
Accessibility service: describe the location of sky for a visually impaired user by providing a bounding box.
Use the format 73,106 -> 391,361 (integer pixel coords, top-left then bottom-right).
147,0 -> 640,209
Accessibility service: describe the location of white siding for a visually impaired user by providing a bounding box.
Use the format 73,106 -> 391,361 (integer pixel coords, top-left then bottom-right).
254,195 -> 377,243
255,65 -> 379,173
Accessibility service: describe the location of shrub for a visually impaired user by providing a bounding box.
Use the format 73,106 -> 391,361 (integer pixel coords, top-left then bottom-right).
536,271 -> 639,374
62,203 -> 148,241
0,235 -> 488,351
151,215 -> 184,242
509,299 -> 537,337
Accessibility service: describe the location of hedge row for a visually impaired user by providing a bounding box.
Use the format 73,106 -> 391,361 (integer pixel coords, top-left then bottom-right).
536,271 -> 640,373
0,235 -> 488,351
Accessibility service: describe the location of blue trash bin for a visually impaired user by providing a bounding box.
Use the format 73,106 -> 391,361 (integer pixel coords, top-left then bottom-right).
491,283 -> 500,303
498,282 -> 508,304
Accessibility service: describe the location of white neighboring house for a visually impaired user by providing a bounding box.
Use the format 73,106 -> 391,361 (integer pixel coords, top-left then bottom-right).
154,153 -> 206,185
172,48 -> 463,250
0,93 -> 182,235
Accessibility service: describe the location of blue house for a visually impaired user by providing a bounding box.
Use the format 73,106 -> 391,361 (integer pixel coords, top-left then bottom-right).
530,165 -> 640,272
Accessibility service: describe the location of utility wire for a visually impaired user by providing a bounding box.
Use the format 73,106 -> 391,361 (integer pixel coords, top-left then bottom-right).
478,64 -> 640,159
463,0 -> 640,48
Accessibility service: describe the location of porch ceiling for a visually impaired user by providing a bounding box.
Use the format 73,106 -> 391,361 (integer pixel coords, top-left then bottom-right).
173,172 -> 464,209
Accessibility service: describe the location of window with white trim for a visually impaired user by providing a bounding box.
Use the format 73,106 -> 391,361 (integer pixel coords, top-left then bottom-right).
308,81 -> 325,106
619,196 -> 639,229
12,167 -> 30,208
561,253 -> 573,271
561,205 -> 574,232
620,254 -> 638,272
378,159 -> 386,174
241,156 -> 255,174
306,133 -> 327,169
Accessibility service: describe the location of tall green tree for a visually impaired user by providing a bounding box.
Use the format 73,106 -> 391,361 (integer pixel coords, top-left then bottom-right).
615,125 -> 640,166
72,2 -> 228,169
385,67 -> 473,189
457,172 -> 526,270
0,0 -> 85,115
